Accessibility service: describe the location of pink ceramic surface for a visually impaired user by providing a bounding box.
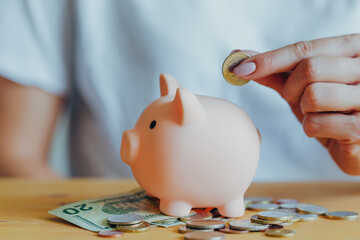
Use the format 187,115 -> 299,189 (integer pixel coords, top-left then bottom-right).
121,74 -> 260,217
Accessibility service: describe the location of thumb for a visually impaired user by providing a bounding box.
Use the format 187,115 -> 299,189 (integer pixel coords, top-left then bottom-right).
231,49 -> 287,95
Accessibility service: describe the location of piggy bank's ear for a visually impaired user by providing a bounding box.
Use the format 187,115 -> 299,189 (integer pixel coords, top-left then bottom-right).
173,88 -> 205,125
160,73 -> 182,97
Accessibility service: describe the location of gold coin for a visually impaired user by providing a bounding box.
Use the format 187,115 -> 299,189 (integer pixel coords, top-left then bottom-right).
222,52 -> 251,86
265,229 -> 296,238
116,221 -> 150,233
325,211 -> 359,220
251,215 -> 282,225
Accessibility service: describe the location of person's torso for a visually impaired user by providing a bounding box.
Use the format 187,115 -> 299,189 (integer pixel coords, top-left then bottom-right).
69,0 -> 360,181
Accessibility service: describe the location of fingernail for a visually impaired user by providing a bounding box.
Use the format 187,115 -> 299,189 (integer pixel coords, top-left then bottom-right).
233,62 -> 256,77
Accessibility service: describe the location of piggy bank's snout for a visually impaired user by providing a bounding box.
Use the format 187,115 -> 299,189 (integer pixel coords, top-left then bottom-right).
120,129 -> 139,166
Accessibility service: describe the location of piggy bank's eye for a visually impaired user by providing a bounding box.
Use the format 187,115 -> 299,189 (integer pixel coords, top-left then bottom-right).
150,120 -> 156,129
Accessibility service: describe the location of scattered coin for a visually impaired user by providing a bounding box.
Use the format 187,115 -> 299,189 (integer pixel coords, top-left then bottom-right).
217,226 -> 249,234
296,204 -> 328,215
107,214 -> 144,226
152,217 -> 178,225
257,211 -> 294,221
277,208 -> 296,213
186,220 -> 225,229
178,225 -> 213,234
180,210 -> 213,222
251,215 -> 283,225
280,203 -> 298,209
277,198 -> 299,204
116,221 -> 150,233
98,231 -> 124,238
265,229 -> 296,238
245,197 -> 273,204
222,52 -> 251,86
298,213 -> 318,222
229,219 -> 269,232
278,222 -> 294,226
325,211 -> 359,220
184,231 -> 225,240
287,214 -> 300,223
248,203 -> 279,211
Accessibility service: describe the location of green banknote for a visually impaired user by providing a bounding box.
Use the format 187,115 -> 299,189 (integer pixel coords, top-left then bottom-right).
49,188 -> 183,231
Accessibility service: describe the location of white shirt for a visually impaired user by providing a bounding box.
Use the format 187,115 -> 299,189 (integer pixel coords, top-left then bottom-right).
1,0 -> 360,181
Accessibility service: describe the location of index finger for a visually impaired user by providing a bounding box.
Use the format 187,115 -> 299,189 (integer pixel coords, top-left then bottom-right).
236,34 -> 360,80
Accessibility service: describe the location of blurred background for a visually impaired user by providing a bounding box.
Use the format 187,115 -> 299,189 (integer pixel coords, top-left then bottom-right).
49,111 -> 70,177
1,0 -> 360,181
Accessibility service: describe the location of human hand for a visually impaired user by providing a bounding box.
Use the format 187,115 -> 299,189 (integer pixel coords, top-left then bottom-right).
232,34 -> 360,175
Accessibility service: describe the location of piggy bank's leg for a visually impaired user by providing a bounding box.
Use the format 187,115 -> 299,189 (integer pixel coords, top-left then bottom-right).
217,197 -> 245,218
159,200 -> 192,217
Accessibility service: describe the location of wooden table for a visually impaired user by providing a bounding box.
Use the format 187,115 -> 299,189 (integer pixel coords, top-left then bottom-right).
0,179 -> 359,239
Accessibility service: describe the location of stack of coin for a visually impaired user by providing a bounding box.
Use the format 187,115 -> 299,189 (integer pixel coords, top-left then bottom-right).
229,219 -> 269,232
107,214 -> 150,233
180,210 -> 213,222
251,211 -> 300,225
186,220 -> 225,230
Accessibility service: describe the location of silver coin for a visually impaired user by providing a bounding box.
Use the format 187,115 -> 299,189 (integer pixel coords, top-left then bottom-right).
277,198 -> 299,204
296,204 -> 328,215
98,230 -> 124,238
178,225 -> 214,234
298,213 -> 318,222
217,225 -> 249,234
245,196 -> 273,204
152,217 -> 178,225
277,208 -> 297,213
184,231 -> 225,240
186,220 -> 225,229
257,211 -> 294,221
325,211 -> 359,220
286,214 -> 300,223
280,203 -> 298,209
107,214 -> 144,225
265,229 -> 296,237
278,222 -> 294,226
248,203 -> 279,211
229,219 -> 269,232
180,210 -> 213,222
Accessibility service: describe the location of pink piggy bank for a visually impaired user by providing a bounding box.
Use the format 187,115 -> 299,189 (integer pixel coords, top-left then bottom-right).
121,74 -> 260,217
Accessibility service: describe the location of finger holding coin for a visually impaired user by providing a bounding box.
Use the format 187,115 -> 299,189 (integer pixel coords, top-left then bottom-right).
222,52 -> 251,86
